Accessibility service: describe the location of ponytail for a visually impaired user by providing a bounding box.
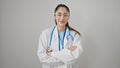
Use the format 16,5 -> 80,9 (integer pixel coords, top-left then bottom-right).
66,23 -> 81,36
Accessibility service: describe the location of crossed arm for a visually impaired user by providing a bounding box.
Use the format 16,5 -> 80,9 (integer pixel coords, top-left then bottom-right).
47,46 -> 77,56
37,31 -> 82,64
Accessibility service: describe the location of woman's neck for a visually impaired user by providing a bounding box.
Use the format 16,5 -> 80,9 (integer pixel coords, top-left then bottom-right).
57,25 -> 66,32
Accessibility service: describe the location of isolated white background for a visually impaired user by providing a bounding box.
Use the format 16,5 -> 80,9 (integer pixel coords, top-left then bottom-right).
0,0 -> 120,68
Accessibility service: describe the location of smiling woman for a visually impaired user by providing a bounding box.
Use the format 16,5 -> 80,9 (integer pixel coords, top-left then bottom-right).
54,7 -> 70,30
37,4 -> 83,68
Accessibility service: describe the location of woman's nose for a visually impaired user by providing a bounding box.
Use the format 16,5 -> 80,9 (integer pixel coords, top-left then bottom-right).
60,15 -> 64,20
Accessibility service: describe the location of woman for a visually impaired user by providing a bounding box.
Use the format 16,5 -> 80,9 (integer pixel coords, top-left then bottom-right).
37,4 -> 83,68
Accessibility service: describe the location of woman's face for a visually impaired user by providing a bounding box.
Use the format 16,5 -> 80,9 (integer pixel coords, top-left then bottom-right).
55,7 -> 70,27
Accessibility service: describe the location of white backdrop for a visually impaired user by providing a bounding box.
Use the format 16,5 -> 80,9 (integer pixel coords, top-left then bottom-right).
0,0 -> 120,68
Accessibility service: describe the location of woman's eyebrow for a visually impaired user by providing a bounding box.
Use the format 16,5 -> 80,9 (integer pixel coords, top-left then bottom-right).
64,13 -> 69,14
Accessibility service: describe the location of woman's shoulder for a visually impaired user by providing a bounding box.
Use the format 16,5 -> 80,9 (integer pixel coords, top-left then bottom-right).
70,30 -> 81,37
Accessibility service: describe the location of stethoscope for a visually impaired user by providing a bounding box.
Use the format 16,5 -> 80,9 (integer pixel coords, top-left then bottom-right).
48,26 -> 74,51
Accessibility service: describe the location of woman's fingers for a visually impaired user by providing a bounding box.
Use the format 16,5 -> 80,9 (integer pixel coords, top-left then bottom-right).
46,51 -> 51,56
68,46 -> 77,51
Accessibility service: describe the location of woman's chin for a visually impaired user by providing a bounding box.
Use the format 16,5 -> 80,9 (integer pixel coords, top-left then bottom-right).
59,22 -> 66,26
59,24 -> 66,27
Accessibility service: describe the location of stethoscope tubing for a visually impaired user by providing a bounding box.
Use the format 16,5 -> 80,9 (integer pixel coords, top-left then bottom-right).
49,26 -> 74,51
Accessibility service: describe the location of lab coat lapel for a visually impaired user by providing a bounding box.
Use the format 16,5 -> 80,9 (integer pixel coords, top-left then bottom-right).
51,26 -> 59,51
64,28 -> 69,48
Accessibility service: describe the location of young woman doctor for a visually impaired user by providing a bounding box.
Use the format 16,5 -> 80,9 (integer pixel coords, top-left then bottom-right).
37,4 -> 83,68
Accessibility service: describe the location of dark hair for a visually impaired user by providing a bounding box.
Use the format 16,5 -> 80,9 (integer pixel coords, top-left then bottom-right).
54,4 -> 81,36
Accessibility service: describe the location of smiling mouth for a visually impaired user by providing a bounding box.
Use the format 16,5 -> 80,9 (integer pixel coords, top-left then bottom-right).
60,21 -> 65,23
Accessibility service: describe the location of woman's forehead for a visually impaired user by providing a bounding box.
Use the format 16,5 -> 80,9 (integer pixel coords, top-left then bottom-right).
56,7 -> 69,13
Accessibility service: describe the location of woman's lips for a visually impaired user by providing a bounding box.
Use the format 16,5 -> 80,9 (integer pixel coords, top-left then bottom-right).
60,21 -> 65,23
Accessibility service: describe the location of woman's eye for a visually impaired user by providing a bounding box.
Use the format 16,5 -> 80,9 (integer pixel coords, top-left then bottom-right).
64,14 -> 68,17
57,14 -> 61,16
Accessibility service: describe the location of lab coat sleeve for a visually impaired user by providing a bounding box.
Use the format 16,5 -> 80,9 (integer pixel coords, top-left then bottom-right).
51,33 -> 83,64
37,31 -> 63,65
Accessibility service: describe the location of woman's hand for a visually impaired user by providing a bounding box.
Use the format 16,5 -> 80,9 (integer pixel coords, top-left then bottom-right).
46,51 -> 52,56
46,48 -> 52,56
68,46 -> 77,51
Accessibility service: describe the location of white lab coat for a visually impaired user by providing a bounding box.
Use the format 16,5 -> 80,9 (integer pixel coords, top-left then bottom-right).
37,26 -> 83,68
